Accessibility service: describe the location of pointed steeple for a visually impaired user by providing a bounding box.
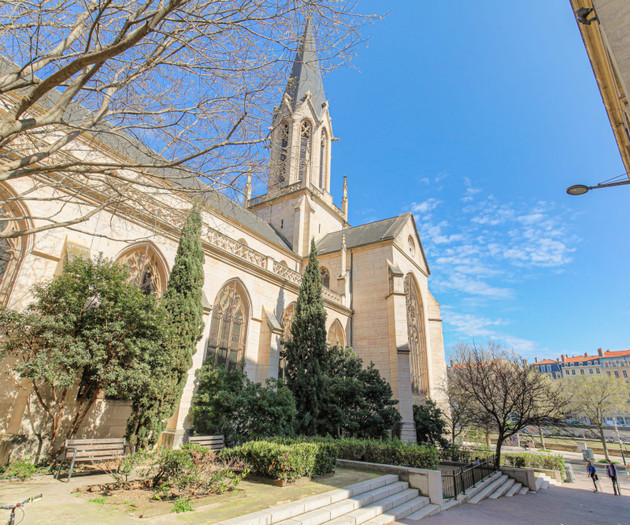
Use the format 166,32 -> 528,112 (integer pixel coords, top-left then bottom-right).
284,18 -> 326,117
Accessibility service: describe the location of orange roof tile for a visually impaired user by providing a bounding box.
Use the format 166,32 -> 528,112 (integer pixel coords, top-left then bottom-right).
534,359 -> 557,365
562,354 -> 599,363
602,349 -> 630,358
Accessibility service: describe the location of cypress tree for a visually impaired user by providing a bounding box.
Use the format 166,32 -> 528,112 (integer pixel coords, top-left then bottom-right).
127,204 -> 205,447
282,238 -> 328,435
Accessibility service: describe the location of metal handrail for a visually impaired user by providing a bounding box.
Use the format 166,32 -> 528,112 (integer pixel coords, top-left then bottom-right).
441,458 -> 498,499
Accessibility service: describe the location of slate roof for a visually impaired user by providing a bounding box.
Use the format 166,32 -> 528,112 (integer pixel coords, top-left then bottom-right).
317,213 -> 411,255
284,18 -> 326,118
0,57 -> 294,253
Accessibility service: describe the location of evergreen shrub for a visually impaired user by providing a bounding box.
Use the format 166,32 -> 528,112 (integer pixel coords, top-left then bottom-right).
220,441 -> 335,482
502,452 -> 566,479
270,437 -> 439,471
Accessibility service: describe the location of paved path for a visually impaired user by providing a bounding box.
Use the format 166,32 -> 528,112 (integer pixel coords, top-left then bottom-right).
401,467 -> 630,525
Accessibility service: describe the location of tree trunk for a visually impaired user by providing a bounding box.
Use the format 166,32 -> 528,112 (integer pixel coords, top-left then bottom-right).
539,426 -> 546,450
495,435 -> 504,467
598,423 -> 610,461
485,430 -> 491,448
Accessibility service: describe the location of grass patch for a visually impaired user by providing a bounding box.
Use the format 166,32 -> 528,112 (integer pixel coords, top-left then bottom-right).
89,497 -> 108,505
172,498 -> 193,513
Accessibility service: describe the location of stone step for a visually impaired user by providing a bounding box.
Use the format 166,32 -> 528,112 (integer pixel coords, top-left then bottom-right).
534,477 -> 543,492
405,502 -> 441,521
325,488 -> 419,525
457,471 -> 502,502
468,474 -> 509,504
504,482 -> 523,498
518,486 -> 529,496
488,478 -> 516,499
218,475 -> 400,525
541,480 -> 549,490
275,482 -> 411,525
361,496 -> 432,525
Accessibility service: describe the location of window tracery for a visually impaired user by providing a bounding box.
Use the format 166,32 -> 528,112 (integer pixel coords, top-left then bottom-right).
0,190 -> 30,307
207,280 -> 249,370
327,320 -> 345,347
320,266 -> 330,288
404,274 -> 429,397
298,120 -> 312,181
117,244 -> 167,295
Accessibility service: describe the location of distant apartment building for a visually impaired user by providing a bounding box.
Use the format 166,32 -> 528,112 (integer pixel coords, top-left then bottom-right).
529,348 -> 630,426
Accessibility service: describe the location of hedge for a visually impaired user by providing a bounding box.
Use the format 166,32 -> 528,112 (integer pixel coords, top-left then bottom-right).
501,452 -> 566,480
219,441 -> 336,483
269,437 -> 439,471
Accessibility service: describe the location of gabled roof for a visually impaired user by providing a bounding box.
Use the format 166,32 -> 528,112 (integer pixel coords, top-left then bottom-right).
284,19 -> 326,118
317,213 -> 411,255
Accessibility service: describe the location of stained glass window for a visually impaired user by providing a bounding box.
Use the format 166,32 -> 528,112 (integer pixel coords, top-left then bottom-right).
207,281 -> 249,370
404,274 -> 429,396
320,266 -> 330,288
117,245 -> 166,295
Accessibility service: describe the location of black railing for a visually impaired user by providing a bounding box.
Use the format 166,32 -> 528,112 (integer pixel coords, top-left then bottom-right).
441,458 -> 497,499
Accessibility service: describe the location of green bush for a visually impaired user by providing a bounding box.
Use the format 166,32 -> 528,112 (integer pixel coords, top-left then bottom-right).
269,437 -> 439,471
501,452 -> 566,480
220,440 -> 335,483
151,444 -> 248,497
439,444 -> 492,464
172,498 -> 193,513
1,458 -> 37,480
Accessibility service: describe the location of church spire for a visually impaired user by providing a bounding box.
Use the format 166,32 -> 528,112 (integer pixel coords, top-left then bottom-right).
284,18 -> 326,116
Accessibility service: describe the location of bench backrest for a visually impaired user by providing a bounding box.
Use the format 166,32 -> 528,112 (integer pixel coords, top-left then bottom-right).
188,435 -> 225,450
63,438 -> 127,461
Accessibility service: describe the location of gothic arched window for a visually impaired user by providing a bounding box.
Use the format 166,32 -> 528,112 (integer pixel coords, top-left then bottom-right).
0,186 -> 30,306
117,244 -> 168,295
207,280 -> 249,370
404,273 -> 429,397
327,319 -> 346,347
319,129 -> 328,189
298,120 -> 312,182
320,266 -> 330,288
279,302 -> 296,379
277,121 -> 290,183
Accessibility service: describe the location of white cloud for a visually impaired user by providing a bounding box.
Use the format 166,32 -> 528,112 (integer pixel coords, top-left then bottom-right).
410,198 -> 441,215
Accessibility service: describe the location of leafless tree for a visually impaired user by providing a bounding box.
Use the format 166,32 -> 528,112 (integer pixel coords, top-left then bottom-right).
0,0 -> 371,239
564,375 -> 630,461
450,342 -> 568,465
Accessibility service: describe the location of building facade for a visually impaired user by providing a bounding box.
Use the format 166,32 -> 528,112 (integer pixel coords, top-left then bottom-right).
570,0 -> 630,176
530,348 -> 630,426
0,21 -> 447,454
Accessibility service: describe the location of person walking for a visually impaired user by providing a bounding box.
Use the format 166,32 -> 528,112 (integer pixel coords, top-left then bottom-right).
586,461 -> 601,492
606,460 -> 620,495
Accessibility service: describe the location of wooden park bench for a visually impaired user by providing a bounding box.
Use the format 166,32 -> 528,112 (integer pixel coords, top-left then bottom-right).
187,435 -> 225,451
56,437 -> 133,482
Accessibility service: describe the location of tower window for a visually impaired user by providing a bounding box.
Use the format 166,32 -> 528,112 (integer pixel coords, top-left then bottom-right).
277,121 -> 289,183
298,120 -> 312,182
319,129 -> 328,189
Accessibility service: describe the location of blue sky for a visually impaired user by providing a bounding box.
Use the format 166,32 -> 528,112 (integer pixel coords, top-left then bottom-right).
322,1 -> 630,360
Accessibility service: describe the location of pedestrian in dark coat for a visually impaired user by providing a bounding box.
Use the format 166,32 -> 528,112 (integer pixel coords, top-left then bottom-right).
587,461 -> 601,492
606,460 -> 620,495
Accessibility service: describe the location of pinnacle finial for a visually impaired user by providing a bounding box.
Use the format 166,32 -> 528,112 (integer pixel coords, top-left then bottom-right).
342,175 -> 348,221
244,169 -> 252,204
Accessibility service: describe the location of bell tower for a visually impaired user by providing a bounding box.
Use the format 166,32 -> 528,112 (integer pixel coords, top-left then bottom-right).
248,19 -> 348,257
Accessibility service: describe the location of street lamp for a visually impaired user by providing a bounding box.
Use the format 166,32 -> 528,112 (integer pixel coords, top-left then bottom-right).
566,176 -> 630,196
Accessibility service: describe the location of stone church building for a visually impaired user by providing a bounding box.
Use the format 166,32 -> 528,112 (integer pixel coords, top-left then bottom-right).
0,22 -> 447,450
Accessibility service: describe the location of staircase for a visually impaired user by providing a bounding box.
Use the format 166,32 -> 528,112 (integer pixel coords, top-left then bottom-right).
216,469 -> 554,525
217,475 -> 432,525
